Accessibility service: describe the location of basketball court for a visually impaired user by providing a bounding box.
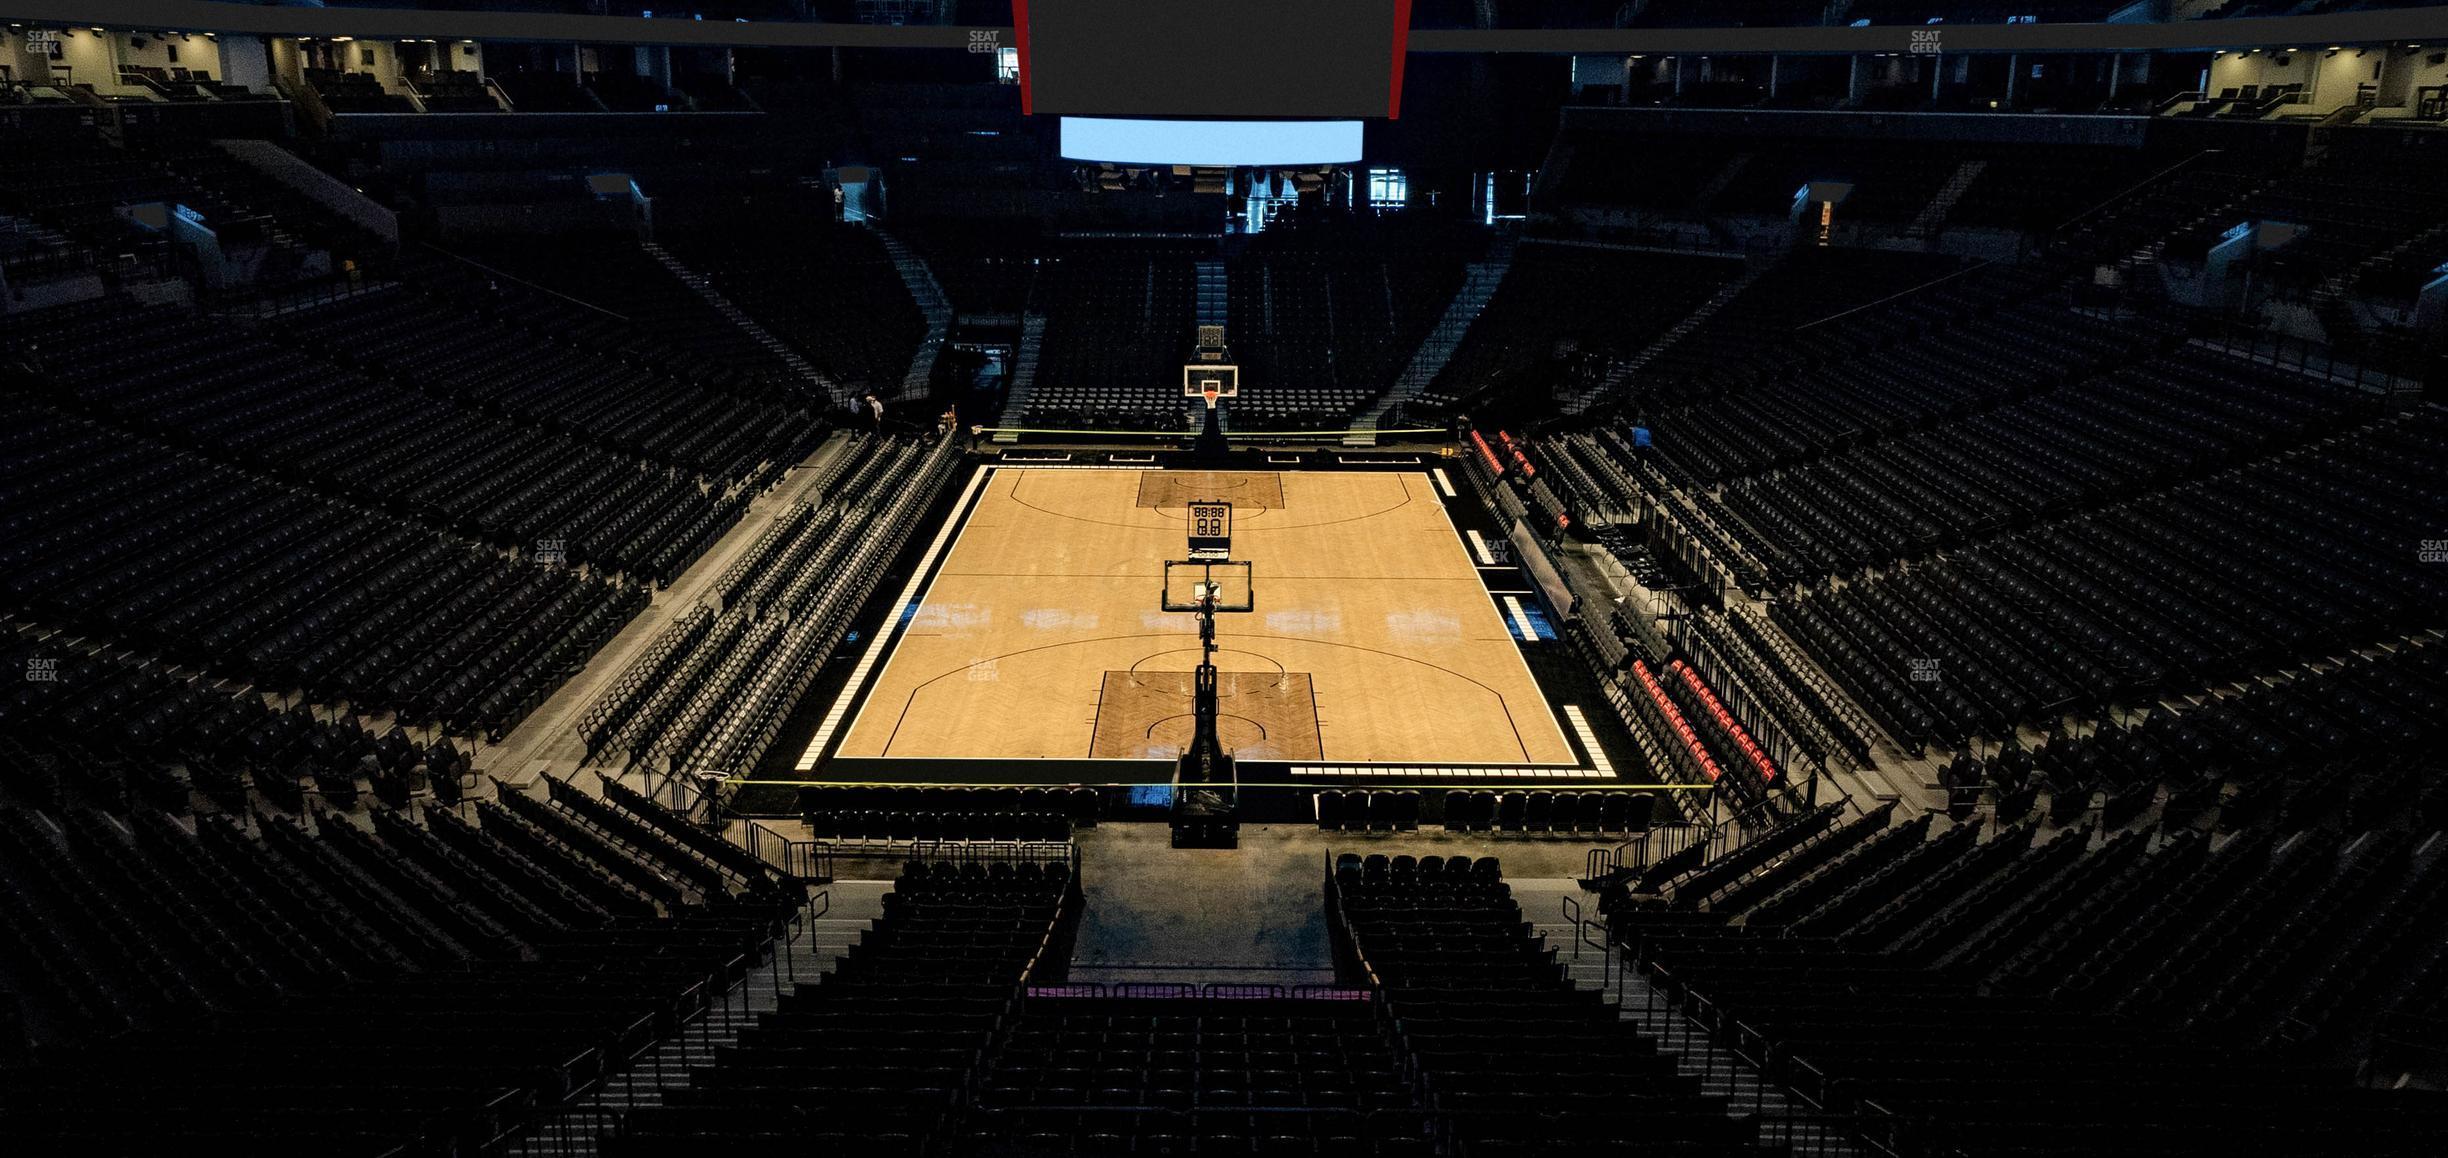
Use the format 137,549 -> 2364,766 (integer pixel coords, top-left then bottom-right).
826,467 -> 1577,769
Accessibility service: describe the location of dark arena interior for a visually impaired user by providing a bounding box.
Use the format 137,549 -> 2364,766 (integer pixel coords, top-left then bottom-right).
7,1 -> 2448,1155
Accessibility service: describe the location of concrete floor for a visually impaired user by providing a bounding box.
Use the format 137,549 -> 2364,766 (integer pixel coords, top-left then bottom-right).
811,826 -> 1605,984
1051,823 -> 1608,984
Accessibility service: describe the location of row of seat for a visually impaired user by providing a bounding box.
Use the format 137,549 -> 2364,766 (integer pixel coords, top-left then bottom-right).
1024,244 -> 1205,426
978,996 -> 1413,1124
1221,232 -> 1473,417
476,232 -> 811,403
0,398 -> 642,740
2169,142 -> 2448,291
1310,790 -> 1419,831
1776,408 -> 2446,750
1644,300 -> 2155,492
1694,339 -> 2374,587
1328,853 -> 1769,1154
799,785 -> 1101,827
1417,246 -> 1740,413
1975,641 -> 2448,835
1439,789 -> 1659,834
0,774 -> 804,1155
1678,604 -> 1872,771
0,629 -> 481,815
653,199 -> 927,395
808,809 -> 1073,844
279,280 -> 817,493
604,858 -> 1079,1155
907,221 -> 1484,426
1613,805 -> 2448,1155
580,431 -> 964,774
0,135 -> 352,286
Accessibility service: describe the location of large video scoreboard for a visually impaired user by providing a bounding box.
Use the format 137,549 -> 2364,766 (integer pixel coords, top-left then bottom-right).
1018,0 -> 1408,118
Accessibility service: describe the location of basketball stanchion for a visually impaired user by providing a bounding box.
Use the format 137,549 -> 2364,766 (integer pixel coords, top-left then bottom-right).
1161,498 -> 1253,849
1184,323 -> 1240,460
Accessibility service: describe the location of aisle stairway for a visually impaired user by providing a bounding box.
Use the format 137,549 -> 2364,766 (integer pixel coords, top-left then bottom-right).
640,240 -> 845,403
992,313 -> 1048,444
1692,152 -> 1755,215
1350,235 -> 1516,444
505,881 -> 891,1156
1195,259 -> 1228,329
870,226 -> 953,402
1565,262 -> 1765,414
1905,159 -> 1989,240
1510,878 -> 1866,1156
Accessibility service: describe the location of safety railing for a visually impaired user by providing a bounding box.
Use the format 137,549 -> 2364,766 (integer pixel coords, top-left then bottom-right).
1019,873 -> 1086,989
1322,850 -> 1385,991
1536,901 -> 1904,1157
198,257 -> 400,318
743,822 -> 830,881
1676,610 -> 1824,780
2187,315 -> 2431,394
1584,818 -> 1720,885
1018,982 -> 1373,1002
618,763 -> 828,882
1641,949 -> 1912,1156
904,838 -> 1083,880
1558,894 -> 1626,998
1584,829 -> 1648,885
1732,603 -> 1878,764
501,884 -> 825,1150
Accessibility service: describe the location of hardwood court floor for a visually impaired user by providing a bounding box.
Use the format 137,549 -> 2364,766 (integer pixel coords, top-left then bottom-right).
834,468 -> 1575,766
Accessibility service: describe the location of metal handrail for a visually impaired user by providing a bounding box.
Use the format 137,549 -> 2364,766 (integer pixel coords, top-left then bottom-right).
1324,849 -> 1385,990
419,240 -> 629,321
2050,146 -> 2220,235
1795,256 -> 2002,333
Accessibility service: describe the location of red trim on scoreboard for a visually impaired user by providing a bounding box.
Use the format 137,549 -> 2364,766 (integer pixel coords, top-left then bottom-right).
1011,0 -> 1034,114
1388,0 -> 1413,118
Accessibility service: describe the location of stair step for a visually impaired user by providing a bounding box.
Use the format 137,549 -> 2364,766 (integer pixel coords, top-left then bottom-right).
508,892 -> 891,1154
643,241 -> 842,401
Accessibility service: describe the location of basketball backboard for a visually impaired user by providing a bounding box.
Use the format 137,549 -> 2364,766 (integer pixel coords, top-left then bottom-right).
1183,363 -> 1240,404
1162,560 -> 1254,613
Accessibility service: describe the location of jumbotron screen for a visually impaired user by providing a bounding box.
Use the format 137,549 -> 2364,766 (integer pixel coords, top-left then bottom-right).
1057,118 -> 1365,165
1020,0 -> 1407,119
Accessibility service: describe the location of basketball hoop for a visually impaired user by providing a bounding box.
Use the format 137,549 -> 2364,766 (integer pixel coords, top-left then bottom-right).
1184,365 -> 1239,410
1160,546 -> 1252,845
1184,326 -> 1239,457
